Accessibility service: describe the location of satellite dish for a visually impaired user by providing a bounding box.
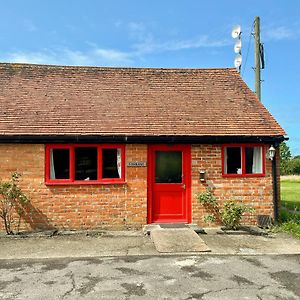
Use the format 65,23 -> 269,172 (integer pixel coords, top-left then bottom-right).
231,25 -> 241,38
234,54 -> 242,68
234,40 -> 242,53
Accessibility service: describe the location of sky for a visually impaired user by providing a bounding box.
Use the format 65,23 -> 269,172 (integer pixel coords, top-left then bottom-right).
1,1 -> 299,155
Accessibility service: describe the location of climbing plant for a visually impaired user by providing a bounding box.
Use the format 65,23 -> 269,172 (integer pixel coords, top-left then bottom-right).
0,173 -> 30,235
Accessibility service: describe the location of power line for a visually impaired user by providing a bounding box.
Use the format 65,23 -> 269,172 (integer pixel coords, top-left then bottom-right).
242,21 -> 255,76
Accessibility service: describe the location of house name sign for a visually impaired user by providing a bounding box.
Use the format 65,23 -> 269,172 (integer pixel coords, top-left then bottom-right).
127,161 -> 147,167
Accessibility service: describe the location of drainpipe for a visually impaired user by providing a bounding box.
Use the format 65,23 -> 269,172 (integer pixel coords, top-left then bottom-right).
272,145 -> 279,223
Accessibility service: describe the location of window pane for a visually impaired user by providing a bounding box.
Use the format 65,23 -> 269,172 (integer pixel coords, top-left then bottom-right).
246,147 -> 262,174
155,151 -> 182,183
102,148 -> 121,178
75,147 -> 98,180
50,149 -> 70,179
225,147 -> 242,174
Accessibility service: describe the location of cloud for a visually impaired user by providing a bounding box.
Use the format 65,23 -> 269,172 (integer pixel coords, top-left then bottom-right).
264,26 -> 295,41
5,51 -> 59,65
1,20 -> 230,67
133,35 -> 230,54
1,34 -> 228,67
93,48 -> 132,62
1,47 -> 133,66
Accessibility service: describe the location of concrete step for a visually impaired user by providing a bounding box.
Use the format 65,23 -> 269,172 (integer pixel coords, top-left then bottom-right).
150,228 -> 211,253
143,223 -> 206,235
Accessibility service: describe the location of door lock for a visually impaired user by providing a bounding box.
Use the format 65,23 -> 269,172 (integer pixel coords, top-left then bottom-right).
182,184 -> 186,190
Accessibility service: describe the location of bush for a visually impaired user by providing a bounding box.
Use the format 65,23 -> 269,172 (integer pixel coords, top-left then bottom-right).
0,173 -> 30,235
221,201 -> 255,230
197,188 -> 217,207
289,158 -> 300,175
197,188 -> 220,225
197,190 -> 254,229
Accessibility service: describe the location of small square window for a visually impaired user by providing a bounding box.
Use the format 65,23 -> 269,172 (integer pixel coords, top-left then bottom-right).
102,148 -> 122,179
224,147 -> 242,174
245,147 -> 262,174
223,145 -> 264,176
50,148 -> 70,179
75,147 -> 98,180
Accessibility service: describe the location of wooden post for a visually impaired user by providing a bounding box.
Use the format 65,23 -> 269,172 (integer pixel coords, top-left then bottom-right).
254,16 -> 261,101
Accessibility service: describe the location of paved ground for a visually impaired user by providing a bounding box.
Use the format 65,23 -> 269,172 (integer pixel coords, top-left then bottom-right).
0,229 -> 299,299
0,255 -> 299,299
0,228 -> 299,259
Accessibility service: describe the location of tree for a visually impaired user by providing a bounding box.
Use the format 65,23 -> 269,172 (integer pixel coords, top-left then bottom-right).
280,142 -> 292,175
289,157 -> 300,175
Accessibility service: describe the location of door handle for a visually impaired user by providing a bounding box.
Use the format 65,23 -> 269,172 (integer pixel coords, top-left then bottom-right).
182,184 -> 186,190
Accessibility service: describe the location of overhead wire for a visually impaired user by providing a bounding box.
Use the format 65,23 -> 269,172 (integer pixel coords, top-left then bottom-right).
241,21 -> 255,76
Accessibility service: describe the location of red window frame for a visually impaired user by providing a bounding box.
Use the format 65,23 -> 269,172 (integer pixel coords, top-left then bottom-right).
45,144 -> 125,185
222,144 -> 265,177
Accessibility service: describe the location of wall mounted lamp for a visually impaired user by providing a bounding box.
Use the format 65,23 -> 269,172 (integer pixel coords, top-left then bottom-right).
267,145 -> 276,160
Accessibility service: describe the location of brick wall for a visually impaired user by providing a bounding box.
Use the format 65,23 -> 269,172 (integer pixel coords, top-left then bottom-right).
0,144 -> 147,231
191,144 -> 275,226
0,143 -> 277,231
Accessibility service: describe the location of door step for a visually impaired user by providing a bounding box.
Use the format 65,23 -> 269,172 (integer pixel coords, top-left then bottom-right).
150,228 -> 210,253
143,223 -> 205,235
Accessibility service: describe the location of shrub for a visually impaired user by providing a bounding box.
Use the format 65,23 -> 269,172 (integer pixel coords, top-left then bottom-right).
221,201 -> 255,230
0,173 -> 30,235
202,214 -> 216,224
197,189 -> 255,229
197,188 -> 217,207
197,188 -> 220,225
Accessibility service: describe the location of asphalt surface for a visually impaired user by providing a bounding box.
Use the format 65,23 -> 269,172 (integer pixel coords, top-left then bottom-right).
0,255 -> 299,299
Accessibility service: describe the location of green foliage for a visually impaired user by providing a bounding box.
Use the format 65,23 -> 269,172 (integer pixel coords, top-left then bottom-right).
280,209 -> 300,223
202,214 -> 216,224
0,172 -> 30,235
197,189 -> 254,229
272,210 -> 300,238
280,142 -> 292,161
221,201 -> 255,230
280,142 -> 292,175
280,142 -> 300,175
289,158 -> 300,175
197,188 -> 217,207
278,221 -> 300,238
196,188 -> 220,225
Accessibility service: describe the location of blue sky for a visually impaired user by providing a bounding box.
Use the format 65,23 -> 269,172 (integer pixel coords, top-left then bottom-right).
1,1 -> 299,155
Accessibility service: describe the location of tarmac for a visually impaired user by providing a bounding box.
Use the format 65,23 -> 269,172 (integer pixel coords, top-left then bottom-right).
0,226 -> 299,260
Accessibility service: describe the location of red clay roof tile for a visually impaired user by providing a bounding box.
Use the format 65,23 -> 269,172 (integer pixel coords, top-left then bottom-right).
0,63 -> 285,137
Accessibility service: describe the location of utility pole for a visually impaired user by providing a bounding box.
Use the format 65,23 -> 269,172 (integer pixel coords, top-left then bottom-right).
254,16 -> 261,101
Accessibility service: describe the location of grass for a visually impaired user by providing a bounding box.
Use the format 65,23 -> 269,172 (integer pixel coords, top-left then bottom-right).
275,176 -> 300,238
281,178 -> 300,211
273,210 -> 300,238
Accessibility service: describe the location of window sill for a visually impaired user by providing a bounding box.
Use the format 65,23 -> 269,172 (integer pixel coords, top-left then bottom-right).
45,180 -> 126,186
222,173 -> 265,178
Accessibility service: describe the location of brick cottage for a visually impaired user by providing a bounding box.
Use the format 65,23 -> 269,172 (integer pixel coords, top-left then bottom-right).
0,63 -> 286,230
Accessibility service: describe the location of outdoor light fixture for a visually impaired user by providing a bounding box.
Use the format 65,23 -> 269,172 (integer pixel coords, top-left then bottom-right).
268,145 -> 276,160
199,170 -> 206,182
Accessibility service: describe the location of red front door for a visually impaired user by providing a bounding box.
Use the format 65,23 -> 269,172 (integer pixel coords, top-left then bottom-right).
148,145 -> 191,223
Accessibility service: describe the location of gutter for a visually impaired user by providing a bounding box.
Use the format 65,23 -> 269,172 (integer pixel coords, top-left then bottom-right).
0,134 -> 286,144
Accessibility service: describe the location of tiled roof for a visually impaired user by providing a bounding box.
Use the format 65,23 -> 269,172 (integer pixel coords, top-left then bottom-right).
0,63 -> 285,138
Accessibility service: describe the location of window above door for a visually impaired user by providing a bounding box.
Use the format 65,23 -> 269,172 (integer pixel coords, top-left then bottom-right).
45,144 -> 125,184
222,144 -> 265,177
